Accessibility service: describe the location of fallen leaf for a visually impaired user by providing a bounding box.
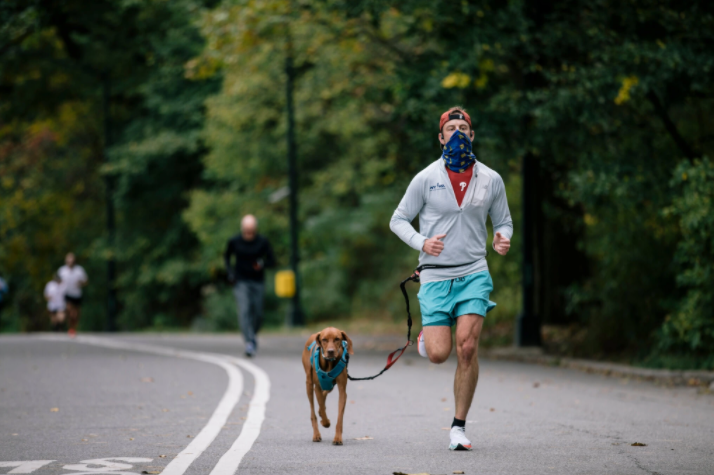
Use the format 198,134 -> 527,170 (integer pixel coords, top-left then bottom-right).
454,472 -> 465,474
129,438 -> 134,441
441,398 -> 447,402
158,455 -> 166,458
50,407 -> 59,412
142,471 -> 161,474
81,439 -> 88,442
187,435 -> 192,438
187,391 -> 193,395
489,408 -> 495,412
162,409 -> 169,412
350,400 -> 355,404
533,382 -> 540,388
441,427 -> 450,430
631,442 -> 647,447
141,377 -> 154,383
354,436 -> 373,440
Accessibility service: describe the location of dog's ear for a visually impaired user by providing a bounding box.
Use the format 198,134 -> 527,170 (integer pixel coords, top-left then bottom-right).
341,331 -> 354,355
315,332 -> 322,348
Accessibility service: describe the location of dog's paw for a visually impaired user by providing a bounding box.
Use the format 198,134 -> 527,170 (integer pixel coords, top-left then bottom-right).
313,435 -> 322,442
321,419 -> 331,428
332,439 -> 343,446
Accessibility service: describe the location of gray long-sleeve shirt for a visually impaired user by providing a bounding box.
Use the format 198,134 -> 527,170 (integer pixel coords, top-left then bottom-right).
390,158 -> 513,283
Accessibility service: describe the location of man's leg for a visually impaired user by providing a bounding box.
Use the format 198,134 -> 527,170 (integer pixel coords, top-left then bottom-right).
56,310 -> 66,331
251,282 -> 265,337
453,314 -> 484,420
49,311 -> 57,331
423,326 -> 453,364
233,281 -> 255,345
66,303 -> 78,333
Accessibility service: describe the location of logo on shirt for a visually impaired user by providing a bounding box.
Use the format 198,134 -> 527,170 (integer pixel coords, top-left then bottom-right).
460,182 -> 467,191
429,182 -> 447,191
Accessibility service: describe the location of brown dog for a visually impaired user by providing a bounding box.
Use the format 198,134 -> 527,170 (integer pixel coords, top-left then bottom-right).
302,327 -> 354,445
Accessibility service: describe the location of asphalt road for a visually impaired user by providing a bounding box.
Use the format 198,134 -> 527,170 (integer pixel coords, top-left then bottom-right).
1,333 -> 713,475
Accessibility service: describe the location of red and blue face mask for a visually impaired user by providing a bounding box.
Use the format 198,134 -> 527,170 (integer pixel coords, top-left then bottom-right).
442,130 -> 476,173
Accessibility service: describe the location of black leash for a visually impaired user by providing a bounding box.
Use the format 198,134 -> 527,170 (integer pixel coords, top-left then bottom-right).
345,262 -> 474,381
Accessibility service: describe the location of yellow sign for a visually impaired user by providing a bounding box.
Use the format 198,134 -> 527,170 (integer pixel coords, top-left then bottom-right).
275,270 -> 296,298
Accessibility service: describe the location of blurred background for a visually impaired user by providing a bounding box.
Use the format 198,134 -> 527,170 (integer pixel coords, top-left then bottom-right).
1,0 -> 712,369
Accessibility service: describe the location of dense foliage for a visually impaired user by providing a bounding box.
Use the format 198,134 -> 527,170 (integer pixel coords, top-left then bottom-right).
0,0 -> 220,330
1,0 -> 712,367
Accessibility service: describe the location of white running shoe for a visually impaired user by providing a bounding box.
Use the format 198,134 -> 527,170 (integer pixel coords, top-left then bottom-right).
417,330 -> 428,358
449,426 -> 472,451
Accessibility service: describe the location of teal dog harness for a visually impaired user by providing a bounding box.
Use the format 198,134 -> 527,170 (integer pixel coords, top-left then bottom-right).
308,340 -> 348,391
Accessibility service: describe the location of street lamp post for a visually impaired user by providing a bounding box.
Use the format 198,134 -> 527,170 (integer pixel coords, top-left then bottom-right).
285,26 -> 304,327
103,75 -> 117,331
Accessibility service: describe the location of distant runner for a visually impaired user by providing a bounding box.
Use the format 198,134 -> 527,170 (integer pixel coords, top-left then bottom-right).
44,273 -> 66,332
58,253 -> 88,337
224,215 -> 276,357
390,107 -> 513,451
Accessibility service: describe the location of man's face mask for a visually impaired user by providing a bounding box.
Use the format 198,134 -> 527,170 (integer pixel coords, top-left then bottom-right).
442,129 -> 476,173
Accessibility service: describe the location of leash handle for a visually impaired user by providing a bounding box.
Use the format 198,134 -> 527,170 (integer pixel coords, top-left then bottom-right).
345,262 -> 474,382
346,273 -> 417,382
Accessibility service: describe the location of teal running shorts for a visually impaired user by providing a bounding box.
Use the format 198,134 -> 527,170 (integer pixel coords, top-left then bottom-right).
417,270 -> 496,327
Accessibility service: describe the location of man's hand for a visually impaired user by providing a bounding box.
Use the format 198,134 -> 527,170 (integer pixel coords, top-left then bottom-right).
493,232 -> 511,256
423,234 -> 447,257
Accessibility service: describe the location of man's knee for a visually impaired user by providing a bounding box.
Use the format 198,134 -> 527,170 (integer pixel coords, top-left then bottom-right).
428,350 -> 450,364
456,338 -> 478,365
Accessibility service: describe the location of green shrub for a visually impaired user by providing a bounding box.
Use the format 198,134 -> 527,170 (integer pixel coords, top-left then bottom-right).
655,158 -> 714,367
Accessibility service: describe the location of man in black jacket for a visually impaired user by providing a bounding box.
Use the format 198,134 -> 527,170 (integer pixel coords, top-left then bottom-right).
224,214 -> 276,357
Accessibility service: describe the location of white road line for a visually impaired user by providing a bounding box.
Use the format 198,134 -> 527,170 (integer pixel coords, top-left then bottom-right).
0,461 -> 54,474
37,335 -> 245,475
209,356 -> 271,475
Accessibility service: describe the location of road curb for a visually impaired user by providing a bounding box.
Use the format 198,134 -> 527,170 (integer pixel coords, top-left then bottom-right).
482,347 -> 714,389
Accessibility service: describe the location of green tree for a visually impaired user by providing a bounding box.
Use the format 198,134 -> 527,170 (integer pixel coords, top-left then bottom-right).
0,0 -> 219,330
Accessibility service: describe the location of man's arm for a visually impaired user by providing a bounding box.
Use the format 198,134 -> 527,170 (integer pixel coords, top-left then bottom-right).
390,175 -> 429,252
489,175 -> 513,255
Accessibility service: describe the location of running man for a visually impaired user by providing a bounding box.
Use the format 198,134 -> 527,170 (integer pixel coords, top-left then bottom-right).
224,214 -> 276,357
58,252 -> 88,337
390,107 -> 513,451
44,273 -> 66,332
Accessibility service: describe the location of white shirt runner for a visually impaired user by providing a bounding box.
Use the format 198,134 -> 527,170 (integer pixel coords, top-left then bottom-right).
58,265 -> 87,298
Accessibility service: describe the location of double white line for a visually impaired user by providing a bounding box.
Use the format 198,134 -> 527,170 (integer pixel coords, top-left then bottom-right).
39,335 -> 270,475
